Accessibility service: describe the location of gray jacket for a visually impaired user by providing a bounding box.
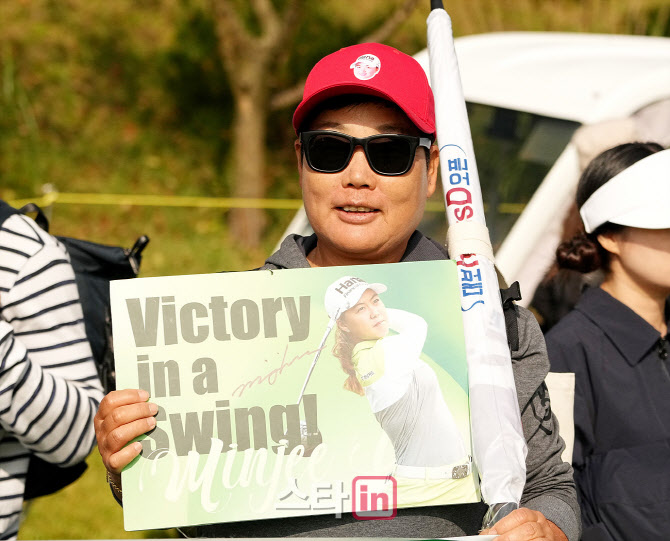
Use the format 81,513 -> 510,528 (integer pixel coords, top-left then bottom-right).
197,232 -> 580,539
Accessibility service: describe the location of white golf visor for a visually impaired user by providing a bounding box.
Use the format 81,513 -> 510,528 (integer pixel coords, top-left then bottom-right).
580,148 -> 670,234
324,276 -> 387,320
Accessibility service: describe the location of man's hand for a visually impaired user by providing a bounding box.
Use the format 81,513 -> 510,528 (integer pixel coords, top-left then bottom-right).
480,507 -> 568,541
94,389 -> 158,492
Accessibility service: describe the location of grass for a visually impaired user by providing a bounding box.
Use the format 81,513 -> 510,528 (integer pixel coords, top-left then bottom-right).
10,204 -> 293,278
18,450 -> 179,540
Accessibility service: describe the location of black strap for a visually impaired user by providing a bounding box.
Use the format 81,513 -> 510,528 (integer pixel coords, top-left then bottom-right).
0,200 -> 50,233
18,202 -> 50,232
501,281 -> 522,353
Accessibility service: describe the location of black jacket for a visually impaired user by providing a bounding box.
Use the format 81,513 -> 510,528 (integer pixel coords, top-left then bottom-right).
547,286 -> 670,541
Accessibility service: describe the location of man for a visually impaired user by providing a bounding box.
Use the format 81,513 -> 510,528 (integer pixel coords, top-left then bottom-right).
95,43 -> 579,540
0,202 -> 104,540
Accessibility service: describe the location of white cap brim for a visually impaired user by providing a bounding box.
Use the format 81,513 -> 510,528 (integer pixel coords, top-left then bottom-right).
580,148 -> 670,234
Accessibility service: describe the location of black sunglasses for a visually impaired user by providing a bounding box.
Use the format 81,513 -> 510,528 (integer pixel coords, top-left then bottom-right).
300,130 -> 432,176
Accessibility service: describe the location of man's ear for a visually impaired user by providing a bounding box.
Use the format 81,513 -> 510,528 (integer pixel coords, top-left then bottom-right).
426,144 -> 439,198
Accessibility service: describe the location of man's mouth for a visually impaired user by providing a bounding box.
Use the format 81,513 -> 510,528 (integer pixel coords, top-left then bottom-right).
340,206 -> 378,212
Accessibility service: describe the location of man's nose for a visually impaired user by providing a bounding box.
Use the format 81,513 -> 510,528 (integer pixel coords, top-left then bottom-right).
342,146 -> 377,189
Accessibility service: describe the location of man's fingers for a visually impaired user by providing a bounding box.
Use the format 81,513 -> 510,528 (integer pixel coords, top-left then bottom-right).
95,389 -> 149,429
487,508 -> 553,540
95,390 -> 158,474
503,521 -> 544,540
98,416 -> 156,473
96,401 -> 158,454
100,401 -> 158,434
490,507 -> 540,533
99,415 -> 156,454
106,441 -> 143,473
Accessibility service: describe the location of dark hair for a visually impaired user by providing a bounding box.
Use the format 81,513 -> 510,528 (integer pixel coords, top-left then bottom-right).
299,94 -> 434,166
557,141 -> 664,273
301,94 -> 433,139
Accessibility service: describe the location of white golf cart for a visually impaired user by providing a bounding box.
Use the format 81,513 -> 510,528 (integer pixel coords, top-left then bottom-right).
282,31 -> 670,319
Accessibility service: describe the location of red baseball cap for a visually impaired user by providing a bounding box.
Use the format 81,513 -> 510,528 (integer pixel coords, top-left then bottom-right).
292,43 -> 435,136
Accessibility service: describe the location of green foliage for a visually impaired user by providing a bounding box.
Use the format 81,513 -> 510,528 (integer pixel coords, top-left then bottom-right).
635,4 -> 670,35
2,0 -> 669,537
159,5 -> 233,139
0,0 -> 189,196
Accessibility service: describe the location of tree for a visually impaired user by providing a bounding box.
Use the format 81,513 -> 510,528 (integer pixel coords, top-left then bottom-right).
209,0 -> 421,248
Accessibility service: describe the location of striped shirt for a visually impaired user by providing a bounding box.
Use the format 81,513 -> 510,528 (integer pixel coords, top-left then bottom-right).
0,213 -> 104,540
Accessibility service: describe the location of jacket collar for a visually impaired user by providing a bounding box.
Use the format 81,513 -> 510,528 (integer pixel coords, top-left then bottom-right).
400,231 -> 449,262
263,231 -> 448,269
575,287 -> 669,366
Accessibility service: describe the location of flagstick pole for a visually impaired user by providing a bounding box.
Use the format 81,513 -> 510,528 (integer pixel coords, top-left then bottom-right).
426,0 -> 527,527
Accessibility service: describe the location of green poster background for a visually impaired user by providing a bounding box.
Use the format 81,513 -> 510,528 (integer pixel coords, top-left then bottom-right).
110,260 -> 479,531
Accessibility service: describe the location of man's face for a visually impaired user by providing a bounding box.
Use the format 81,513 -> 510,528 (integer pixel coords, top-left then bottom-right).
352,61 -> 379,80
295,103 -> 439,265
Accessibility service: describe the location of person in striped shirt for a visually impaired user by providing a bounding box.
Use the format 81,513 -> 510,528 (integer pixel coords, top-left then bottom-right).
0,207 -> 104,540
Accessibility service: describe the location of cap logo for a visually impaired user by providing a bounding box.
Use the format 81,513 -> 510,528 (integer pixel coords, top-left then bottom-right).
349,54 -> 381,81
333,277 -> 366,301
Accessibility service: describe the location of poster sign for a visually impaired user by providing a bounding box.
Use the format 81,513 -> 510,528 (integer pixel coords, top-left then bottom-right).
111,260 -> 479,531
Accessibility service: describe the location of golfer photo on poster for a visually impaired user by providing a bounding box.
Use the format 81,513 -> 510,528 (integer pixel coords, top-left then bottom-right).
323,275 -> 476,506
106,259 -> 477,531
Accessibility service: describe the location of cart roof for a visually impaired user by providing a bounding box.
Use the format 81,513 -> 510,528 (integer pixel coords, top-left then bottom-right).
414,32 -> 670,123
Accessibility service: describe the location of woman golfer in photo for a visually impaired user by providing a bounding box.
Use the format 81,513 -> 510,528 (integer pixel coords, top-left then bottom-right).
325,276 -> 476,506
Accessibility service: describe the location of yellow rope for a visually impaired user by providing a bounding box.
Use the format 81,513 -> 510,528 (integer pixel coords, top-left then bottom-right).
6,192 -> 524,214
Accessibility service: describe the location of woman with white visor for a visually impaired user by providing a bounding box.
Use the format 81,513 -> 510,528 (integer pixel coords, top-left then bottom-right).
546,142 -> 670,541
325,276 -> 476,506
